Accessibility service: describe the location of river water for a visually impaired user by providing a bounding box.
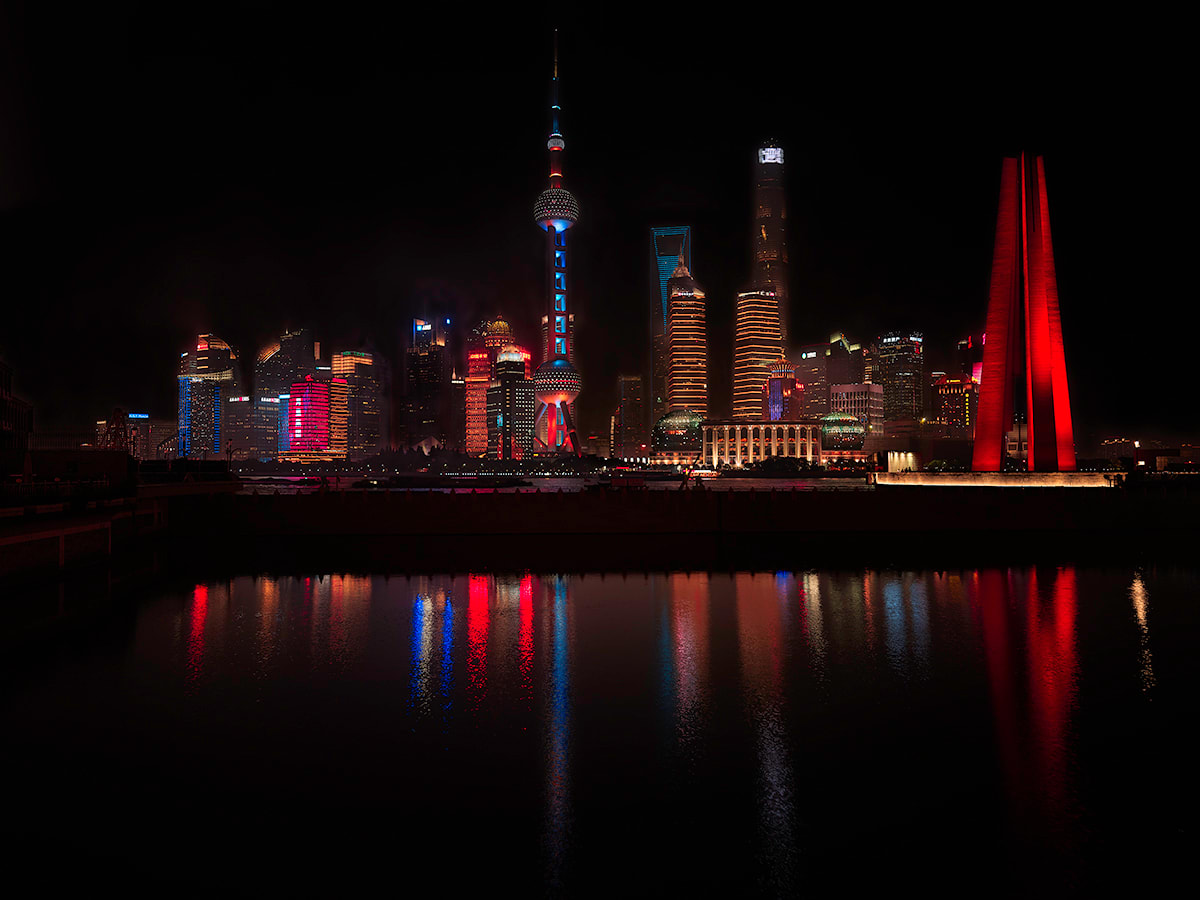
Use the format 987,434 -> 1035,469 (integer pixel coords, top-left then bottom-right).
3,566 -> 1193,893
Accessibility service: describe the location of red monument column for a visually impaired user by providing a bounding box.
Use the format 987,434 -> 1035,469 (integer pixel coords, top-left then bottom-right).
973,154 -> 1075,472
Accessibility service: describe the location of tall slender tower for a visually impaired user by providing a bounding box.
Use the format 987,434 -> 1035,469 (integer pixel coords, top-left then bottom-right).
973,153 -> 1075,472
533,31 -> 582,455
666,251 -> 707,415
753,143 -> 789,342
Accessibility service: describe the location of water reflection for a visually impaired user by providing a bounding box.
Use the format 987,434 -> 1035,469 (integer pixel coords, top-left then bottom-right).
1129,572 -> 1155,694
735,573 -> 796,888
543,576 -> 573,887
978,567 -> 1080,846
668,573 -> 710,752
99,564 -> 1183,890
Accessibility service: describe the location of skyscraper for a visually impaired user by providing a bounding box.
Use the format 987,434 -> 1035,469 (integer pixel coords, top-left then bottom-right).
733,290 -> 781,418
465,318 -> 516,456
793,342 -> 830,417
289,375 -> 330,451
610,374 -> 646,458
753,143 -> 789,342
328,377 -> 349,455
666,252 -> 707,416
253,328 -> 315,460
532,33 -> 582,455
973,154 -> 1075,472
486,346 -> 536,460
650,225 -> 691,424
876,331 -> 925,425
933,375 -> 978,439
405,317 -> 454,450
178,334 -> 241,458
332,350 -> 383,460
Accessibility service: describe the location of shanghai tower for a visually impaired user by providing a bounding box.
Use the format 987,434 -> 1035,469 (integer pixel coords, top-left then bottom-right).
532,32 -> 582,455
752,143 -> 789,342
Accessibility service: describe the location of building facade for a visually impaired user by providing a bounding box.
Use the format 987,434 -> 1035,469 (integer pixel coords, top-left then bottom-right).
702,419 -> 822,468
733,290 -> 782,418
830,382 -> 885,441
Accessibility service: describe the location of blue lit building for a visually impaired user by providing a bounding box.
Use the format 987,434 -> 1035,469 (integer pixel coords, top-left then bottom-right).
177,334 -> 240,458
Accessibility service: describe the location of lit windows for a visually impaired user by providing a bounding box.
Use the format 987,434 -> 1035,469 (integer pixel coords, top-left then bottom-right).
554,231 -> 564,248
554,272 -> 565,290
555,250 -> 566,268
555,294 -> 566,311
555,315 -> 566,334
555,338 -> 565,355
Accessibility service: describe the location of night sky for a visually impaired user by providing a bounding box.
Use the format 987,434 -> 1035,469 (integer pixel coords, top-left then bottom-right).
0,5 -> 1188,445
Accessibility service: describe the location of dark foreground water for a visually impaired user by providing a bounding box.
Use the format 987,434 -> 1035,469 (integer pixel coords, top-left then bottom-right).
3,567 -> 1195,893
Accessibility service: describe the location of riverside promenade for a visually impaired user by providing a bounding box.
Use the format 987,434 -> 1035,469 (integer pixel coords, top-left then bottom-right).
4,480 -> 1195,576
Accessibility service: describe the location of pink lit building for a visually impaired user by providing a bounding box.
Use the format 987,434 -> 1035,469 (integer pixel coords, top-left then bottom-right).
289,375 -> 330,450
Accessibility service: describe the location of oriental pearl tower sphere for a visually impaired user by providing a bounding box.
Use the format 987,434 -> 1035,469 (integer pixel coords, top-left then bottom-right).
533,31 -> 582,456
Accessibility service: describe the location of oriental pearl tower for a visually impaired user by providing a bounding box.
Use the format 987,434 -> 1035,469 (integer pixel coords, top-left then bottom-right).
533,31 -> 582,456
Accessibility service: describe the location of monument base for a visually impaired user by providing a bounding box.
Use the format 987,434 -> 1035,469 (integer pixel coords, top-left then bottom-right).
874,472 -> 1119,488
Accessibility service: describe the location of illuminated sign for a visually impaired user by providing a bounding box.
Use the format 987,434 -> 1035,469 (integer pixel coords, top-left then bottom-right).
758,147 -> 784,164
128,413 -> 149,419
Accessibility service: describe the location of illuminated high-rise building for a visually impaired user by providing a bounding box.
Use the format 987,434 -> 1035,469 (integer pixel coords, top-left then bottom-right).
933,375 -> 978,439
876,331 -> 925,424
793,342 -> 830,417
178,334 -> 241,458
253,328 -> 315,460
465,318 -> 516,456
650,226 -> 691,423
532,33 -> 582,455
332,350 -> 383,460
486,346 -> 536,460
288,375 -> 330,451
666,252 -> 707,416
761,359 -> 802,421
973,154 -> 1075,472
732,290 -> 781,418
753,143 -> 789,342
328,377 -> 349,454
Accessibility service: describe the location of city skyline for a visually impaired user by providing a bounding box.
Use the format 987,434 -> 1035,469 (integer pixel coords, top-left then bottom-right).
0,11 -> 1189,442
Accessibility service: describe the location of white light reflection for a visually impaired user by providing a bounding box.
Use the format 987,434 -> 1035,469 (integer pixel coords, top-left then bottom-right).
1129,573 -> 1155,694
